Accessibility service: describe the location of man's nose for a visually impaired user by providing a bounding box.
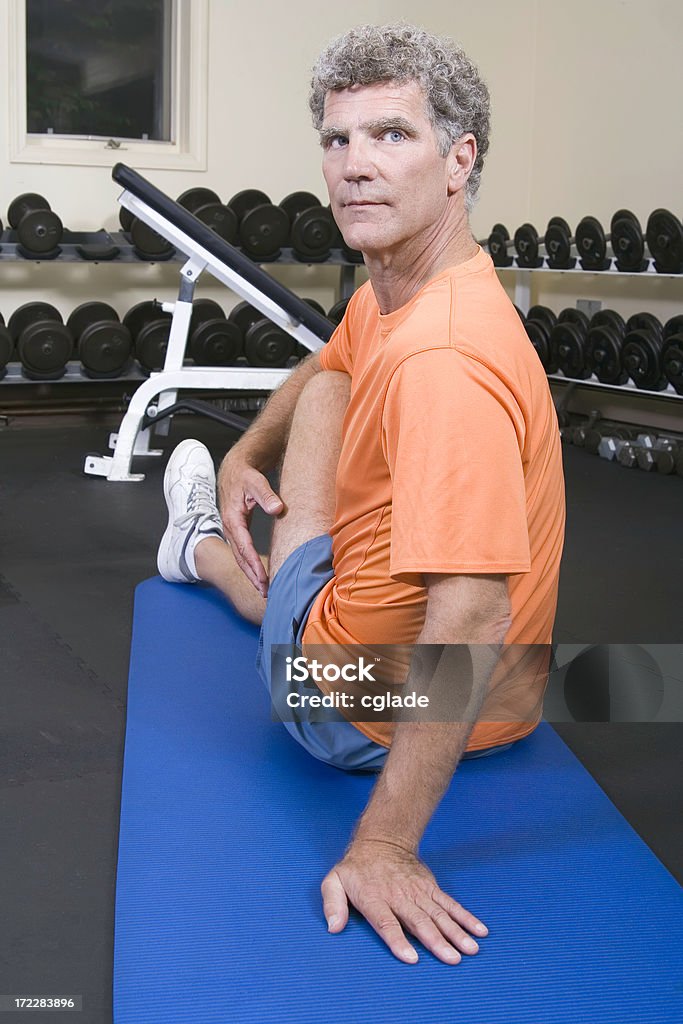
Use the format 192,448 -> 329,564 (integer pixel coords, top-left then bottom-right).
342,136 -> 376,181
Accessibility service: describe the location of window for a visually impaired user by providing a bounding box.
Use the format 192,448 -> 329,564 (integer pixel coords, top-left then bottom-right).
7,0 -> 207,169
26,0 -> 173,142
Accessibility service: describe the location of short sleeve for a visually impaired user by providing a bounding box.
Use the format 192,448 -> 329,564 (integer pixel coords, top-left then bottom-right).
319,309 -> 353,374
381,348 -> 531,579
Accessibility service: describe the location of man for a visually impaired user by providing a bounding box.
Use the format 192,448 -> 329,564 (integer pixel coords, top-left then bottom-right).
156,23 -> 565,965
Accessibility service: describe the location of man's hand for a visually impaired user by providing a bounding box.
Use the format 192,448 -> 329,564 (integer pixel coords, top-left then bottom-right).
217,451 -> 283,596
321,838 -> 488,965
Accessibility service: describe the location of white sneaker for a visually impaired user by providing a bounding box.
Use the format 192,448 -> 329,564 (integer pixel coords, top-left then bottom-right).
157,439 -> 225,583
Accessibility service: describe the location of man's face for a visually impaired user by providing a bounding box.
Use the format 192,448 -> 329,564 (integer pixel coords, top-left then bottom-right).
320,80 -> 455,257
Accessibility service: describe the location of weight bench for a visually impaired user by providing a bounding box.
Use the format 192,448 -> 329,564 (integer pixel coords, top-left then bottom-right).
84,164 -> 334,482
113,576 -> 683,1023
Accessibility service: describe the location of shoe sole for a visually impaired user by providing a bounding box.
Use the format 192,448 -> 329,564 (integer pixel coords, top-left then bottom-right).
157,439 -> 215,582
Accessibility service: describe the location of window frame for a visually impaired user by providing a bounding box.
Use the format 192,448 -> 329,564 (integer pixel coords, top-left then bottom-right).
6,0 -> 208,170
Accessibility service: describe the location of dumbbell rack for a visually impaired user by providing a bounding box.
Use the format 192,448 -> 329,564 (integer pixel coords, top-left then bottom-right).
507,264 -> 683,424
3,200 -> 681,474
0,227 -> 359,388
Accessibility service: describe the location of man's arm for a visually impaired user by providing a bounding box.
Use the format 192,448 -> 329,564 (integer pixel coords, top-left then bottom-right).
217,350 -> 323,593
321,571 -> 511,965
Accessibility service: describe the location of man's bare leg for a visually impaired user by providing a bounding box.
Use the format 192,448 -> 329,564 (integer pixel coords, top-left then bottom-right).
194,370 -> 350,621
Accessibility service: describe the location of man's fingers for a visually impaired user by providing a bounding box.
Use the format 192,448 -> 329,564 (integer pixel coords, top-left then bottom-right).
224,519 -> 268,593
360,899 -> 419,964
244,470 -> 283,516
320,871 -> 349,933
431,887 -> 489,937
414,892 -> 480,957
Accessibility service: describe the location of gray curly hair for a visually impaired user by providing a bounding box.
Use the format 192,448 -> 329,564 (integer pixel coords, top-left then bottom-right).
309,23 -> 491,212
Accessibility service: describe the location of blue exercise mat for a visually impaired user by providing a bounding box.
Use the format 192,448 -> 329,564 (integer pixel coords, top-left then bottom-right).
114,577 -> 683,1023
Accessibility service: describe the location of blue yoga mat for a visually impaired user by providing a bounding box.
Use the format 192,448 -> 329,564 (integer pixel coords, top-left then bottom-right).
114,578 -> 683,1023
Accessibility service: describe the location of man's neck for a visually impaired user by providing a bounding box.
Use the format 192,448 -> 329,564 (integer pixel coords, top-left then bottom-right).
364,207 -> 478,315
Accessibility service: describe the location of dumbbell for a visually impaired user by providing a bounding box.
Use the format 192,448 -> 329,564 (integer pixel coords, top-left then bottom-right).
632,435 -> 680,473
513,218 -> 572,269
0,314 -> 14,379
616,434 -> 670,470
65,302 -> 133,379
122,301 -> 172,372
7,193 -> 63,255
523,305 -> 559,372
645,210 -> 683,274
584,309 -> 629,385
483,224 -> 515,267
292,298 -> 330,360
279,192 -> 336,262
228,302 -> 295,367
226,189 -> 289,260
653,440 -> 683,476
584,423 -> 635,456
328,298 -> 351,326
549,309 -> 592,379
188,299 -> 242,365
609,210 -> 650,273
662,315 -> 683,395
126,217 -> 175,260
177,189 -> 239,244
569,409 -> 603,447
575,211 -> 641,271
7,302 -> 72,380
621,313 -> 668,391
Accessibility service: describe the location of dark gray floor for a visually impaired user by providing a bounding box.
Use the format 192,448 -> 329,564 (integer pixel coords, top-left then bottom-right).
1,414 -> 681,1024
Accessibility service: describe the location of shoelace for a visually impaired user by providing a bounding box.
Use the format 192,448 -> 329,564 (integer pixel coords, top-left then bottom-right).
174,479 -> 223,534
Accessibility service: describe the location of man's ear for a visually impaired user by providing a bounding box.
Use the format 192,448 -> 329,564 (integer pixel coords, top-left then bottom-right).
447,133 -> 477,194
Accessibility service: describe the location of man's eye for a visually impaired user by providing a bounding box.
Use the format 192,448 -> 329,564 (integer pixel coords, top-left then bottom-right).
383,129 -> 404,142
328,135 -> 348,149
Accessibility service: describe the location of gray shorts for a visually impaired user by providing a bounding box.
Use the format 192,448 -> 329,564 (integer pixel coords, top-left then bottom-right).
255,533 -> 515,771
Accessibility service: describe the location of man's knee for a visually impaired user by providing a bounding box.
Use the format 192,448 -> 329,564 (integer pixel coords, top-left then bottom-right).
295,370 -> 351,417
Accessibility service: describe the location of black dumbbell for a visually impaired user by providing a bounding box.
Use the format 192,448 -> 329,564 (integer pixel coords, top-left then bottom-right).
484,224 -> 515,267
127,217 -> 175,260
294,298 -> 330,359
653,440 -> 683,475
279,192 -> 336,262
549,309 -> 592,379
65,302 -> 133,379
646,210 -> 683,274
584,309 -> 629,385
188,299 -> 243,365
119,206 -> 135,233
0,313 -> 14,378
178,188 -> 239,244
228,302 -> 295,367
570,409 -> 602,447
7,193 -> 63,255
524,305 -> 559,372
539,220 -> 578,270
226,189 -> 289,261
622,313 -> 668,391
662,315 -> 683,395
513,218 -> 572,269
7,302 -> 72,380
609,210 -> 649,272
328,298 -> 350,326
576,210 -> 647,272
574,210 -> 644,272
122,301 -> 173,372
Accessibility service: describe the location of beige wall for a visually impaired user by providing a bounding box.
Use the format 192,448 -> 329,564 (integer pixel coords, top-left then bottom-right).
0,0 -> 681,325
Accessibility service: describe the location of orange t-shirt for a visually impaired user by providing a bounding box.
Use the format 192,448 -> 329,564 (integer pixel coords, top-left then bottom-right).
302,247 -> 566,751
